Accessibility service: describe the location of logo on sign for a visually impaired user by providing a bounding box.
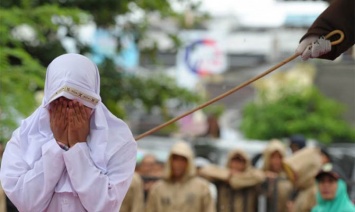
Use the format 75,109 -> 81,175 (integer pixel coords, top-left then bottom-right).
184,39 -> 227,76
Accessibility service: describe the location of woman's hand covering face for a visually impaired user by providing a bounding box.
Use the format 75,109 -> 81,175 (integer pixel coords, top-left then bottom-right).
49,98 -> 69,145
68,100 -> 92,147
49,98 -> 92,147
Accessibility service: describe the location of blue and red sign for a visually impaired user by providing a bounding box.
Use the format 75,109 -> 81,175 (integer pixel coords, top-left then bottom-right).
184,38 -> 227,76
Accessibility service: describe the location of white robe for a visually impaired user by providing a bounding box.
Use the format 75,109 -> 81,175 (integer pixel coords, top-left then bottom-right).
1,127 -> 136,212
0,53 -> 137,212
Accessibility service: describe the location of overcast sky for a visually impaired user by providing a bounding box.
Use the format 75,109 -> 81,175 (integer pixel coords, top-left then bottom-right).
171,0 -> 328,28
199,0 -> 276,15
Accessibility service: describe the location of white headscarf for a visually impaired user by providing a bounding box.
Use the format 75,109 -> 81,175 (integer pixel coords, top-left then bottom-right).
43,53 -> 101,109
18,53 -> 134,189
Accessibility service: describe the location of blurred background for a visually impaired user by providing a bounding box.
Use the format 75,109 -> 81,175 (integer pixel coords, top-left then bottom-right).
1,0 -> 355,209
1,0 -> 354,143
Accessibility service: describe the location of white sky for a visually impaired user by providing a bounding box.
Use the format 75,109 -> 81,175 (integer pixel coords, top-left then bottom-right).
171,0 -> 328,28
198,0 -> 328,15
198,0 -> 276,16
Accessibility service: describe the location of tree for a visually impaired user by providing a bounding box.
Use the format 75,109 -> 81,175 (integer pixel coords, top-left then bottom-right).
0,0 -> 205,142
0,4 -> 90,142
240,67 -> 355,144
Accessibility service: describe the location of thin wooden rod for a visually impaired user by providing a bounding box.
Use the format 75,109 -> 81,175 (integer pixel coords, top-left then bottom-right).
135,54 -> 298,140
134,30 -> 344,141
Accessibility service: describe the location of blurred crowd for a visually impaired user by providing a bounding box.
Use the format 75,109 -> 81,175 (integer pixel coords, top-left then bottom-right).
0,136 -> 354,212
120,135 -> 354,212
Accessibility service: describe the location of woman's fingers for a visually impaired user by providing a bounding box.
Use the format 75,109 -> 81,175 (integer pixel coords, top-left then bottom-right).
50,100 -> 57,117
74,101 -> 90,121
68,101 -> 74,123
57,98 -> 66,125
61,98 -> 68,119
73,101 -> 82,123
68,100 -> 90,146
69,101 -> 89,126
49,98 -> 69,144
79,103 -> 88,121
50,99 -> 61,123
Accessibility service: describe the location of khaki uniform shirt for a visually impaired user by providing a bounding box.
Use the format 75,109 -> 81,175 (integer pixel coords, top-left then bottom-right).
145,177 -> 215,212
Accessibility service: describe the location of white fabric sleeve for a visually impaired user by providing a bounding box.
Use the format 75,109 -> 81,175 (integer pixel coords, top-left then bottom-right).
0,134 -> 66,212
63,141 -> 137,212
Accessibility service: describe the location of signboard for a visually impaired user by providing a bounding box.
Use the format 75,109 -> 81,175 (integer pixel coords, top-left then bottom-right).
184,38 -> 227,76
176,31 -> 228,89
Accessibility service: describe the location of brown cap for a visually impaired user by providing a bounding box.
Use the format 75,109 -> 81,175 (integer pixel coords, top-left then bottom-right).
315,163 -> 340,181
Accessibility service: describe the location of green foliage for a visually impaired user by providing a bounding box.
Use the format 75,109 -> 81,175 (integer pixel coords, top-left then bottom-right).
240,87 -> 355,144
0,4 -> 89,67
0,0 -> 177,27
0,4 -> 90,143
0,48 -> 43,141
0,0 -> 206,143
202,104 -> 225,118
0,0 -> 129,26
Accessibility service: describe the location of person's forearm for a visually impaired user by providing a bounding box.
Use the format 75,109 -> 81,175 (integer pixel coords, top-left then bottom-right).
63,141 -> 137,211
229,170 -> 265,189
0,138 -> 65,212
301,0 -> 355,60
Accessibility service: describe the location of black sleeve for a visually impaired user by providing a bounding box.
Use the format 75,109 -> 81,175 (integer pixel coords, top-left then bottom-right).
300,0 -> 355,60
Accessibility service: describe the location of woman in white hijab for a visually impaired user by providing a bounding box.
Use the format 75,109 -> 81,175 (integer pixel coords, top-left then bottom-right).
0,53 -> 137,212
